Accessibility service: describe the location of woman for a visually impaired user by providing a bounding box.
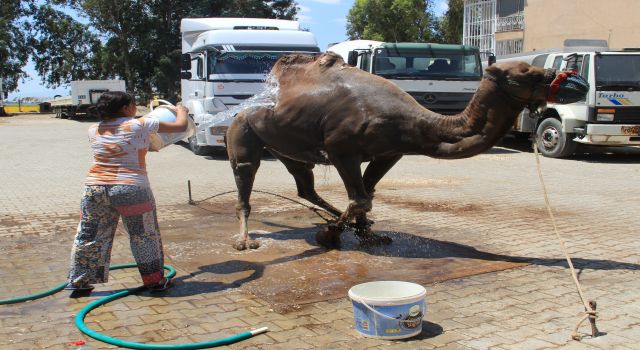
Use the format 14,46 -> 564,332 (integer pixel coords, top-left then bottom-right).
66,91 -> 188,292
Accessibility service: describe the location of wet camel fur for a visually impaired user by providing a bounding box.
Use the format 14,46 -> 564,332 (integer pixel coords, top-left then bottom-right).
226,52 -> 588,250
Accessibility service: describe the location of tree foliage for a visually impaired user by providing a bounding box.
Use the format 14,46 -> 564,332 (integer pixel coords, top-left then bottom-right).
26,0 -> 297,100
31,4 -> 103,87
438,0 -> 464,44
347,0 -> 436,42
0,0 -> 34,93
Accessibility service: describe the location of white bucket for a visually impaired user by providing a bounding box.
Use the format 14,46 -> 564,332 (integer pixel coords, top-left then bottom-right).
145,106 -> 195,151
348,281 -> 426,339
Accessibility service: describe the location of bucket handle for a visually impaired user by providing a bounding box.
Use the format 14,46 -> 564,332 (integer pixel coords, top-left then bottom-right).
357,299 -> 418,324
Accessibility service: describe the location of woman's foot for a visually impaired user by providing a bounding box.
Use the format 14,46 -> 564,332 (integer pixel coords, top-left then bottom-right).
147,277 -> 173,292
64,282 -> 95,291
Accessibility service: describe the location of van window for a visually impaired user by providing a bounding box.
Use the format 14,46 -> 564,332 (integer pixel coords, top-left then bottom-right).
531,54 -> 548,67
552,56 -> 563,70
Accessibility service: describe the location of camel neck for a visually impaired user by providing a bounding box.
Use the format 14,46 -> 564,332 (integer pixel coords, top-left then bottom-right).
418,79 -> 526,159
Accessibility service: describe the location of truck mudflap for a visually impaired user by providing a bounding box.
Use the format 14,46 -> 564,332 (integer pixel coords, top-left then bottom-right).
574,124 -> 640,145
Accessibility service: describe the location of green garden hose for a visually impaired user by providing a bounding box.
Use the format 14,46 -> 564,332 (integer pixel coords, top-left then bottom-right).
1,263 -> 268,349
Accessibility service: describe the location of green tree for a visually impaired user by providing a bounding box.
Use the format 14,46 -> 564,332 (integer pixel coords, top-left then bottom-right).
437,0 -> 464,44
0,0 -> 34,93
346,0 -> 436,42
37,0 -> 298,100
31,4 -> 104,87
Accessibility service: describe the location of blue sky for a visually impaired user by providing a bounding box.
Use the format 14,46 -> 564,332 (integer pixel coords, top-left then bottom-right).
9,0 -> 448,100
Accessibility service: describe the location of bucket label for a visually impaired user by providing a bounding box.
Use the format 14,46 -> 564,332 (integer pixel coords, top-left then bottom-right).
352,300 -> 426,338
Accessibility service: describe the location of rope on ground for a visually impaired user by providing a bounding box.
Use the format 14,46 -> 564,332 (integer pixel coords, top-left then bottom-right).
189,185 -> 337,223
532,142 -> 599,340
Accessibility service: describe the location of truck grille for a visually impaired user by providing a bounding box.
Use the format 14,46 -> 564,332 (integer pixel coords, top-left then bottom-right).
613,107 -> 640,124
407,92 -> 473,115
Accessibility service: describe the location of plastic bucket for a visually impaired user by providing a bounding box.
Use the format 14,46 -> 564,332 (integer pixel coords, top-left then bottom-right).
348,281 -> 426,339
145,106 -> 195,151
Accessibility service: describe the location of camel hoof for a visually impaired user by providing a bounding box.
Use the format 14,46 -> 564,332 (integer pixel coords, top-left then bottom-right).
233,241 -> 248,251
316,226 -> 342,249
247,240 -> 260,249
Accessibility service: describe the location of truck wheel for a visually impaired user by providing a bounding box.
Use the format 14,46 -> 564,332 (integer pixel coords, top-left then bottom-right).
188,136 -> 214,156
535,118 -> 576,158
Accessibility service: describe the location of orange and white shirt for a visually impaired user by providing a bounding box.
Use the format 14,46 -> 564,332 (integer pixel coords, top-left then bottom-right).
85,117 -> 160,187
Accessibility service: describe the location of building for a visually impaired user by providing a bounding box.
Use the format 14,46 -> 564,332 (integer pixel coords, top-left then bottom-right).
463,0 -> 640,58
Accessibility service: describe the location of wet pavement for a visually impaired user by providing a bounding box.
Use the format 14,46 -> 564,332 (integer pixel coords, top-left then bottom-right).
1,114 -> 640,349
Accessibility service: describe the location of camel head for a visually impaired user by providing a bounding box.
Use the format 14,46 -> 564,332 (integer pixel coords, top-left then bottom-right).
484,61 -> 589,112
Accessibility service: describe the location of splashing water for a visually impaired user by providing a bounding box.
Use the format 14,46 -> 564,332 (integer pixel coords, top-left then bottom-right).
198,73 -> 280,126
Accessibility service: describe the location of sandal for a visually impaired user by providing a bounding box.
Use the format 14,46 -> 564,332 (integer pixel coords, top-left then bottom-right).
64,283 -> 95,291
148,277 -> 173,292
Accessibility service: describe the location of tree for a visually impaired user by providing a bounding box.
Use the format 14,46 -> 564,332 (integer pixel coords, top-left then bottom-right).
36,0 -> 298,100
31,4 -> 104,87
0,0 -> 34,93
346,0 -> 437,42
438,0 -> 464,44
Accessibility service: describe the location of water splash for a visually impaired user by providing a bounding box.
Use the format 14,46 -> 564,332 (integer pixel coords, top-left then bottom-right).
198,73 -> 280,126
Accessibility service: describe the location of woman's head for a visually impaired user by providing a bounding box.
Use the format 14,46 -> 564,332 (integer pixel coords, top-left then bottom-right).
94,91 -> 136,120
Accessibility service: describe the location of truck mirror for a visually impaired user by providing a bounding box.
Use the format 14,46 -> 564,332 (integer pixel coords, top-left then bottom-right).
488,55 -> 496,66
347,51 -> 358,66
180,71 -> 192,80
181,54 -> 192,71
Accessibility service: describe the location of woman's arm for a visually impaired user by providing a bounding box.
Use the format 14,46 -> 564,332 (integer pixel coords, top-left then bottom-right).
157,106 -> 189,133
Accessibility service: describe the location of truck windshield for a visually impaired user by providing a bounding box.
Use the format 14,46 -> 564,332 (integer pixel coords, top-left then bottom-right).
372,48 -> 482,81
595,54 -> 640,90
209,52 -> 282,75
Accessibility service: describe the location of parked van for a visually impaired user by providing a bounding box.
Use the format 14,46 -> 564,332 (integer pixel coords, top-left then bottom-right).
497,43 -> 640,157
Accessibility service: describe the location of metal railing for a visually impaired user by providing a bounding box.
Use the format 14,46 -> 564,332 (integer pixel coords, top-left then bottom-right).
496,12 -> 524,32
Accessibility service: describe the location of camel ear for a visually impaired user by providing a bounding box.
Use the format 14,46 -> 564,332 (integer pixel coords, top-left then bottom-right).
484,64 -> 503,79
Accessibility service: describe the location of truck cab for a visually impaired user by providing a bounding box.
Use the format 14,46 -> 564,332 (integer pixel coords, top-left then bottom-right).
180,18 -> 320,155
500,47 -> 640,157
327,40 -> 483,115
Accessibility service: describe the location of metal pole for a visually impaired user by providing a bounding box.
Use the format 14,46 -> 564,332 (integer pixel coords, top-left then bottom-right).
188,180 -> 195,205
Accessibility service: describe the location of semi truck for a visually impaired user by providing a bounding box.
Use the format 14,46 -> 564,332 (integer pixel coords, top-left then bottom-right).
49,80 -> 126,119
327,40 -> 484,115
179,17 -> 320,155
497,43 -> 640,157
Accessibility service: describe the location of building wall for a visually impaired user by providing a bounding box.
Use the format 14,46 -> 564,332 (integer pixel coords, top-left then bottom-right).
523,0 -> 640,51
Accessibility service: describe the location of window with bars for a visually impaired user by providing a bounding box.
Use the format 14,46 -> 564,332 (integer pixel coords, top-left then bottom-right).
496,39 -> 523,56
463,0 -> 496,60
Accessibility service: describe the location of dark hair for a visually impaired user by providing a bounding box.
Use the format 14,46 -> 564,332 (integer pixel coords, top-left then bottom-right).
94,91 -> 134,120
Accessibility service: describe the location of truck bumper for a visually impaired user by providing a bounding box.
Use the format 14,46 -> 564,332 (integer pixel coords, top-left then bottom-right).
574,124 -> 640,145
204,125 -> 228,148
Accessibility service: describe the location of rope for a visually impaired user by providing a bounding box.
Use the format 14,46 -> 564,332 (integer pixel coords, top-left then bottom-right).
191,188 -> 337,223
532,142 -> 599,340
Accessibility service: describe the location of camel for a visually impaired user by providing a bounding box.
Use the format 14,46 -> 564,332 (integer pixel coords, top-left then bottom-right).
226,52 -> 588,250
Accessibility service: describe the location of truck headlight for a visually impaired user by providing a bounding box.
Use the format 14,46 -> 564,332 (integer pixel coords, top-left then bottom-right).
596,108 -> 615,122
210,126 -> 228,135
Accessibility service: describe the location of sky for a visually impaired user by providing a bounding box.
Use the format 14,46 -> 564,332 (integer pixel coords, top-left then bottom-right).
8,0 -> 448,100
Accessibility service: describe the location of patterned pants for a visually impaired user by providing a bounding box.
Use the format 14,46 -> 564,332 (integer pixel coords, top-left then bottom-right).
68,185 -> 164,286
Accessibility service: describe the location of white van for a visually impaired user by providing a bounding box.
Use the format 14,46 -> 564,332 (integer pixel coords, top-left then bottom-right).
498,46 -> 640,157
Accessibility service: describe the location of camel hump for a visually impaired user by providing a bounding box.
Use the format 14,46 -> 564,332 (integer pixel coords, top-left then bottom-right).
316,52 -> 344,68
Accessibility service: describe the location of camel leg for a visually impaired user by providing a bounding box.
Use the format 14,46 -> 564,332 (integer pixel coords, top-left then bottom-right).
315,153 -> 373,247
227,110 -> 267,250
352,155 -> 403,244
270,153 -> 342,217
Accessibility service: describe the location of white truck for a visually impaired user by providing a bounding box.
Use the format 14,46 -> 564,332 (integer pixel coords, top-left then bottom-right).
497,45 -> 640,157
49,80 -> 126,119
180,18 -> 320,155
327,40 -> 484,115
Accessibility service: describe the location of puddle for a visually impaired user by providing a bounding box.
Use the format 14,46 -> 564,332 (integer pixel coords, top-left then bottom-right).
161,202 -> 527,313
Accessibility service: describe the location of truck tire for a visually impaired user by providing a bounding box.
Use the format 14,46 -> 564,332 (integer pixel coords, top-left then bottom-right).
188,136 -> 215,156
535,118 -> 576,158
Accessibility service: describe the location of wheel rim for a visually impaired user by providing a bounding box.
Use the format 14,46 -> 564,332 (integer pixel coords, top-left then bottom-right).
540,125 -> 560,151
